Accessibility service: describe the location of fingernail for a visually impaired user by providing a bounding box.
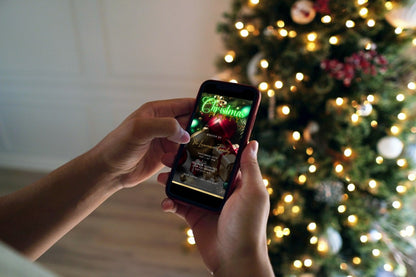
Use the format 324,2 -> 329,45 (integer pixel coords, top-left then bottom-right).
161,198 -> 176,213
250,140 -> 259,158
180,129 -> 190,143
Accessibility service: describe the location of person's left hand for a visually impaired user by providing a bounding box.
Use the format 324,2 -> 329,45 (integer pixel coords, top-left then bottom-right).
88,98 -> 194,188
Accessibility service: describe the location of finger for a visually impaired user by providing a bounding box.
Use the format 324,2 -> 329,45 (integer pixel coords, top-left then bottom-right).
133,117 -> 190,144
239,141 -> 265,192
157,172 -> 170,185
161,152 -> 176,167
146,98 -> 195,118
161,198 -> 190,220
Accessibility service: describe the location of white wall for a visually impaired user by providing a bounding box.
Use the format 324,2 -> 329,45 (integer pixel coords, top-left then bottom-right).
0,0 -> 230,171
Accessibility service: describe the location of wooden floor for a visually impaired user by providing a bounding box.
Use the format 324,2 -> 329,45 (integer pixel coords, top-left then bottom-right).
0,168 -> 209,277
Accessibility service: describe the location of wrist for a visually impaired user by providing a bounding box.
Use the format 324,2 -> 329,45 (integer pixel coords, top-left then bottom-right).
213,249 -> 274,277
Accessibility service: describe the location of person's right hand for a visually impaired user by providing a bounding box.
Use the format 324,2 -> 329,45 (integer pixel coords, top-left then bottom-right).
158,141 -> 274,276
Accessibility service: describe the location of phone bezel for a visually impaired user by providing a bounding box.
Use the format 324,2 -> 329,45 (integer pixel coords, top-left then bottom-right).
165,80 -> 261,211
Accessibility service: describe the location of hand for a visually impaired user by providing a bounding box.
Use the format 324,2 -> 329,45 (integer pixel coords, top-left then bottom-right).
90,98 -> 194,188
158,141 -> 274,276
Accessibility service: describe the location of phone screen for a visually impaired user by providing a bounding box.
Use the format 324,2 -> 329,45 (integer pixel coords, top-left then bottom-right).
170,91 -> 254,200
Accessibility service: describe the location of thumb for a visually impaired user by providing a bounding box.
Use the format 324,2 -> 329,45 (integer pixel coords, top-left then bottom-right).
133,117 -> 190,144
239,141 -> 264,191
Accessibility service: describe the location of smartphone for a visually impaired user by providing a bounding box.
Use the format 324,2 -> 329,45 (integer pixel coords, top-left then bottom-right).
165,80 -> 261,211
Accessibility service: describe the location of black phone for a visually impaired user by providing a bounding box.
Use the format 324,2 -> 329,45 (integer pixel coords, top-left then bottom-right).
165,80 -> 261,211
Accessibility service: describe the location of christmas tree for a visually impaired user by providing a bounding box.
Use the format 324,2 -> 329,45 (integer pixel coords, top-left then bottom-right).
215,0 -> 416,276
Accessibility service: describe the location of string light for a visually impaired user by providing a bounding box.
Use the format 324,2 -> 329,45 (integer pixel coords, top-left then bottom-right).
186,228 -> 196,245
384,264 -> 393,272
230,79 -> 238,83
367,19 -> 376,27
357,0 -> 368,5
263,179 -> 269,186
396,185 -> 407,194
224,51 -> 235,63
279,28 -> 288,37
336,97 -> 344,106
329,36 -> 339,45
304,259 -> 313,267
295,72 -> 304,81
353,257 -> 362,265
346,20 -> 355,28
376,156 -> 384,164
321,15 -> 332,23
307,222 -> 317,232
292,131 -> 301,141
306,147 -> 314,155
284,194 -> 294,203
267,89 -> 275,97
340,263 -> 348,270
288,30 -> 297,38
259,82 -> 269,91
275,80 -> 283,89
351,113 -> 359,123
368,179 -> 377,188
360,235 -> 368,243
408,173 -> 416,181
359,7 -> 368,17
348,215 -> 358,225
282,105 -> 291,115
413,38 -> 416,46
367,94 -> 375,102
309,164 -> 317,173
317,239 -> 329,253
397,158 -> 407,167
240,29 -> 249,37
344,148 -> 352,157
392,200 -> 402,209
408,81 -> 416,90
395,27 -> 403,34
335,163 -> 344,173
347,183 -> 355,191
372,249 -> 381,257
298,174 -> 307,184
260,59 -> 269,69
276,20 -> 285,28
396,93 -> 405,101
385,1 -> 393,10
293,260 -> 303,269
307,32 -> 317,41
338,205 -> 346,213
398,112 -> 407,120
306,42 -> 317,51
235,21 -> 244,30
249,0 -> 259,5
390,125 -> 400,135
310,236 -> 318,244
290,85 -> 297,92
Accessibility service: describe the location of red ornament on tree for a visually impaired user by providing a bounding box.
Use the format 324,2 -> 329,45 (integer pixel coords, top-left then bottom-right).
207,115 -> 237,139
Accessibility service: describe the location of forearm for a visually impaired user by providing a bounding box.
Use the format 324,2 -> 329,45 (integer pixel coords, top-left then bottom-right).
0,149 -> 120,260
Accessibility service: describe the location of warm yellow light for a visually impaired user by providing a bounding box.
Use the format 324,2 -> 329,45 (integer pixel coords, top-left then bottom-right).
397,112 -> 407,120
367,19 -> 376,27
344,148 -> 352,157
290,85 -> 297,92
288,30 -> 297,38
367,94 -> 375,102
396,185 -> 407,194
304,259 -> 313,267
309,165 -> 317,173
321,15 -> 332,23
408,173 -> 416,181
250,0 -> 259,5
336,97 -> 344,106
338,205 -> 346,213
385,1 -> 393,10
224,51 -> 235,63
369,179 -> 377,188
240,29 -> 249,37
357,0 -> 368,5
259,82 -> 269,91
296,72 -> 304,81
346,20 -> 355,28
263,179 -> 269,187
397,158 -> 406,167
279,28 -> 288,37
376,156 -> 384,164
408,81 -> 416,90
335,164 -> 344,173
284,194 -> 294,203
276,20 -> 285,28
317,240 -> 329,252
283,228 -> 290,236
372,249 -> 381,257
395,27 -> 403,35
186,228 -> 193,237
384,264 -> 393,272
292,205 -> 300,214
267,89 -> 275,97
307,32 -> 317,41
329,36 -> 339,45
275,80 -> 283,89
260,59 -> 269,69
298,174 -> 307,184
348,215 -> 358,224
392,200 -> 402,209
391,125 -> 400,135
360,235 -> 368,243
347,183 -> 355,191
351,113 -> 359,123
293,260 -> 302,268
359,7 -> 368,17
370,120 -> 378,128
310,236 -> 318,244
353,257 -> 362,265
230,79 -> 238,83
307,222 -> 317,232
235,21 -> 244,30
187,237 -> 196,245
306,42 -> 316,51
282,105 -> 290,115
292,131 -> 301,141
396,93 -> 405,101
413,38 -> 416,46
340,263 -> 348,270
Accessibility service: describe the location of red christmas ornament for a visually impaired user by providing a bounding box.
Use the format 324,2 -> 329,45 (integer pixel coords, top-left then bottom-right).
207,115 -> 237,139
